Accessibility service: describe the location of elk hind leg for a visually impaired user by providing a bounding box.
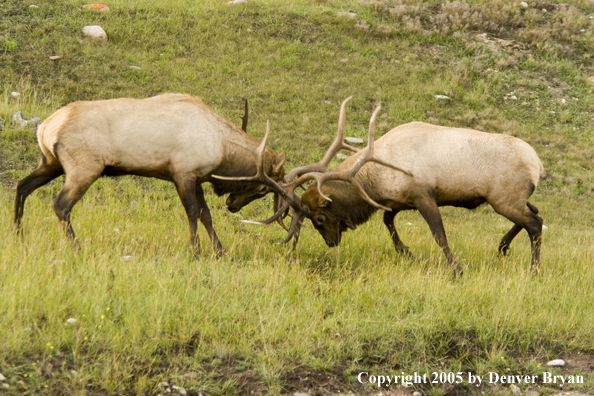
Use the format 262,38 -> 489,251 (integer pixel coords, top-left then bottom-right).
53,170 -> 101,241
383,210 -> 412,257
196,183 -> 224,256
415,197 -> 463,277
491,201 -> 543,274
14,162 -> 64,232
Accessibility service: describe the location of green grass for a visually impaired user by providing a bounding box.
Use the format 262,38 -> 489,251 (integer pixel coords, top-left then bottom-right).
2,0 -> 594,394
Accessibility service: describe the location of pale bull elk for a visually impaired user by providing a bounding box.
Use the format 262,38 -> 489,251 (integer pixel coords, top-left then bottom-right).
14,93 -> 286,255
227,97 -> 545,276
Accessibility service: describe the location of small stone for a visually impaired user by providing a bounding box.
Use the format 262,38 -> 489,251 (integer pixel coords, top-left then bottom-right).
13,111 -> 28,128
294,393 -> 310,396
83,4 -> 110,12
71,370 -> 78,376
82,25 -> 107,41
129,66 -> 141,71
49,55 -> 61,60
228,0 -> 247,4
435,94 -> 452,100
546,359 -> 565,367
520,2 -> 528,8
510,384 -> 522,396
65,318 -> 78,325
337,12 -> 356,19
1,383 -> 9,389
11,91 -> 20,99
121,255 -> 133,261
345,137 -> 364,145
171,385 -> 187,395
0,373 -> 6,381
413,392 -> 422,396
29,4 -> 39,8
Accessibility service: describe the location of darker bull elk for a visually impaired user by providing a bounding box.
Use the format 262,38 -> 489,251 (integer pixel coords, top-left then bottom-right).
14,94 -> 286,255
231,97 -> 546,276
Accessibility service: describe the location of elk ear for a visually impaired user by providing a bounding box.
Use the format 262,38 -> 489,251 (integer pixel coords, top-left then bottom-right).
273,152 -> 286,174
317,195 -> 330,208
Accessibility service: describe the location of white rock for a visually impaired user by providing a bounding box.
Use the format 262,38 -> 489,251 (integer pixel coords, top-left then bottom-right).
49,55 -> 61,60
510,384 -> 522,396
413,392 -> 423,396
70,370 -> 78,376
13,111 -> 29,128
82,25 -> 107,41
11,91 -> 20,99
546,359 -> 565,367
520,2 -> 528,8
228,0 -> 247,4
435,94 -> 451,100
171,386 -> 187,395
1,383 -> 9,389
29,5 -> 39,8
0,373 -> 5,381
294,393 -> 310,396
345,137 -> 364,145
65,318 -> 78,325
129,66 -> 141,71
337,12 -> 357,19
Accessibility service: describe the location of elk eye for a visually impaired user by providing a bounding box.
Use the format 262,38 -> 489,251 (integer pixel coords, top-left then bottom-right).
316,216 -> 324,223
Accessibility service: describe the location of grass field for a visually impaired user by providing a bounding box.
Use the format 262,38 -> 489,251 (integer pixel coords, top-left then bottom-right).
1,0 -> 594,395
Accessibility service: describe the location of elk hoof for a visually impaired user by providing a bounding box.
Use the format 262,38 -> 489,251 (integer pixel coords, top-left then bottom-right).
498,243 -> 510,256
452,265 -> 464,279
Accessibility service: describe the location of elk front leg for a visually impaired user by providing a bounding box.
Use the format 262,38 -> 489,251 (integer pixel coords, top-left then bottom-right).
415,197 -> 463,277
498,224 -> 522,256
383,210 -> 412,257
195,183 -> 224,256
174,177 -> 200,255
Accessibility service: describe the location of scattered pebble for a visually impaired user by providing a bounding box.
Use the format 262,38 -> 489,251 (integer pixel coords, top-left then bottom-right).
82,25 -> 107,41
345,137 -> 364,145
65,318 -> 78,325
511,384 -> 522,396
0,373 -> 5,381
1,383 -> 9,389
294,393 -> 310,396
49,55 -> 61,60
520,1 -> 528,8
11,91 -> 20,99
547,359 -> 565,367
413,392 -> 422,396
71,370 -> 78,377
171,385 -> 187,395
121,255 -> 133,261
29,4 -> 39,8
228,0 -> 247,4
83,4 -> 110,12
337,12 -> 357,19
435,94 -> 451,100
561,98 -> 566,104
12,111 -> 41,128
129,66 -> 141,71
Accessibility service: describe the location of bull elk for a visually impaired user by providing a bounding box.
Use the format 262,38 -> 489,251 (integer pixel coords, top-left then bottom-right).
231,97 -> 545,276
14,93 -> 286,255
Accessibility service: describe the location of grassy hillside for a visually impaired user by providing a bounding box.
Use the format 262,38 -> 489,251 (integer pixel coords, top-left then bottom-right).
1,0 -> 594,395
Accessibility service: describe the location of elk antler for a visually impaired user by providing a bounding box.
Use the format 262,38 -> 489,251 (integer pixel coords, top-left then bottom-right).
285,96 -> 359,182
286,104 -> 412,212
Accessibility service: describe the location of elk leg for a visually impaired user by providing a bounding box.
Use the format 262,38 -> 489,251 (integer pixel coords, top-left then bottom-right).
498,224 -> 522,256
174,177 -> 201,255
195,183 -> 224,256
415,197 -> 463,277
14,162 -> 64,232
383,210 -> 412,256
53,171 -> 100,241
491,201 -> 543,274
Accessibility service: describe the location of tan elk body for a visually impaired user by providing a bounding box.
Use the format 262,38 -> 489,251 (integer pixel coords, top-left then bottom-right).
300,120 -> 545,275
14,93 -> 286,254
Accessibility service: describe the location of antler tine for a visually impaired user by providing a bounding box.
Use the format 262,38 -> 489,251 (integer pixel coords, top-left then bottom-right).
298,104 -> 412,211
285,96 -> 359,182
242,200 -> 290,226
